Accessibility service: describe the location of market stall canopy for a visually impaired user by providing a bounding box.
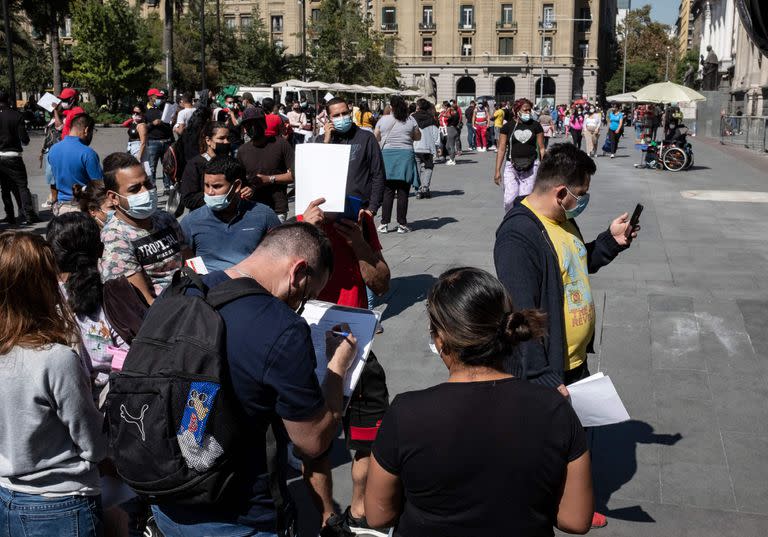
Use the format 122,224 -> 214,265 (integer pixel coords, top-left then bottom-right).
632,81 -> 706,104
400,89 -> 422,97
364,85 -> 386,94
271,79 -> 315,88
606,92 -> 637,103
380,87 -> 399,94
348,84 -> 370,92
308,81 -> 332,89
328,83 -> 353,91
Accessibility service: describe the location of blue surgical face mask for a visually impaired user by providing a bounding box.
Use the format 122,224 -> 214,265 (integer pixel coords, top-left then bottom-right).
333,115 -> 353,133
562,188 -> 590,220
520,113 -> 531,122
105,209 -> 116,223
155,98 -> 165,107
204,183 -> 235,212
118,189 -> 157,220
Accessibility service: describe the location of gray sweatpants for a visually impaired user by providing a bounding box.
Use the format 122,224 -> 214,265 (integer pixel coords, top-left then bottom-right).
415,153 -> 434,190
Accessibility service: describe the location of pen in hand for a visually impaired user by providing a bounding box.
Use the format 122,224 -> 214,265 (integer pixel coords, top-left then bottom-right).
331,330 -> 351,338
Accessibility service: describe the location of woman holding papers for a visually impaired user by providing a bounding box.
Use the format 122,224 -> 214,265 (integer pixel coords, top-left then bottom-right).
374,95 -> 421,234
365,268 -> 594,537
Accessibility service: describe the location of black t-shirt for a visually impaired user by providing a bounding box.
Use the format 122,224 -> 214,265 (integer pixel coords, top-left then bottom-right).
156,270 -> 325,530
372,378 -> 586,537
501,119 -> 543,159
145,107 -> 174,140
237,137 -> 294,215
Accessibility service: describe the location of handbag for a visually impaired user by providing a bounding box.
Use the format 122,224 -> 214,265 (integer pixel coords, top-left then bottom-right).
512,155 -> 537,172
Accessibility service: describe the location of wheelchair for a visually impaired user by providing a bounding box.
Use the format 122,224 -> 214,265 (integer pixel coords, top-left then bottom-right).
643,130 -> 694,172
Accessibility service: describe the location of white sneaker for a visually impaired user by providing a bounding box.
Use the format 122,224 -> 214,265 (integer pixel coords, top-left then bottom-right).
377,224 -> 389,234
446,159 -> 456,166
396,224 -> 411,234
489,146 -> 497,151
610,154 -> 615,159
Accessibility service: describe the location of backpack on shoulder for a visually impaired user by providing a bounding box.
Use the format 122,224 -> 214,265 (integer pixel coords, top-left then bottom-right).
105,268 -> 268,505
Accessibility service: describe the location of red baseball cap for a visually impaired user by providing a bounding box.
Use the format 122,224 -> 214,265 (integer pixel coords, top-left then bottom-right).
147,88 -> 166,97
58,88 -> 78,100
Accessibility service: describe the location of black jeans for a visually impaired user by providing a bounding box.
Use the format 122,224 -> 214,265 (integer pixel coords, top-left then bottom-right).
0,156 -> 36,221
381,180 -> 410,226
571,129 -> 583,149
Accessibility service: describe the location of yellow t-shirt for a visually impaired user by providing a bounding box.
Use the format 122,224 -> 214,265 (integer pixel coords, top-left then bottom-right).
523,198 -> 595,371
493,109 -> 505,128
355,111 -> 375,129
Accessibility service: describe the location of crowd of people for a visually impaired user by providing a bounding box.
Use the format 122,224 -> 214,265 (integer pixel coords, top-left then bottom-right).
0,82 -> 645,537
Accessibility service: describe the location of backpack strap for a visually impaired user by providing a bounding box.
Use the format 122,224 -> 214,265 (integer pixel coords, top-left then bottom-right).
205,276 -> 270,309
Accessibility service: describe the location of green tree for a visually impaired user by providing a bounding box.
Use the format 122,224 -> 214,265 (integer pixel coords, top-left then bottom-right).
615,4 -> 678,89
308,0 -> 399,87
68,0 -> 160,108
219,7 -> 286,85
605,61 -> 660,96
1,4 -> 50,97
19,0 -> 73,93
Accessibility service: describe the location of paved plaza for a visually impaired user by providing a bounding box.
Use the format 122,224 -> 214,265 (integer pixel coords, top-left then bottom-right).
9,129 -> 768,536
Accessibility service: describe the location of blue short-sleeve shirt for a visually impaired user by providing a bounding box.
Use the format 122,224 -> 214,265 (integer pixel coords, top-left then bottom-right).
48,136 -> 103,201
181,200 -> 281,271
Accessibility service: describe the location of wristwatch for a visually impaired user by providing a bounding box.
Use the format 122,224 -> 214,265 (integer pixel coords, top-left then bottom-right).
269,175 -> 276,184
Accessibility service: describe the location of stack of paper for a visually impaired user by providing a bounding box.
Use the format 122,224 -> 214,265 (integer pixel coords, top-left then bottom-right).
295,144 -> 351,214
567,372 -> 630,427
37,92 -> 61,112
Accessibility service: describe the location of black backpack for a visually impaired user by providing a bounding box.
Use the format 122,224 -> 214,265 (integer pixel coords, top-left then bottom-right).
105,268 -> 269,505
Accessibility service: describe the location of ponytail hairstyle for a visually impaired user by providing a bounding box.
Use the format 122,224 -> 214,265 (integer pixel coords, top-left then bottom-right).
45,212 -> 105,318
198,120 -> 228,154
427,267 -> 546,368
390,95 -> 408,122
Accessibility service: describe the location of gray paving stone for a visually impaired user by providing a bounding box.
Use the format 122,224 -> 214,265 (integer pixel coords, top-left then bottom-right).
652,369 -> 712,402
650,312 -> 707,371
723,432 -> 768,514
660,461 -> 736,510
649,294 -> 694,313
709,373 -> 768,436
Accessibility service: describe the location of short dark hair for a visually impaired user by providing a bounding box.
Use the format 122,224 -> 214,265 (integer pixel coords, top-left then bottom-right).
102,152 -> 141,192
180,92 -> 194,104
427,267 -> 546,368
70,113 -> 95,132
262,97 -> 275,112
390,95 -> 408,122
416,98 -> 431,111
325,97 -> 348,113
203,155 -> 245,184
258,222 -> 334,277
534,143 -> 596,191
241,92 -> 254,103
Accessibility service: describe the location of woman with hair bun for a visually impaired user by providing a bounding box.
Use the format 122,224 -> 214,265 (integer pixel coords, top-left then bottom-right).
365,267 -> 593,536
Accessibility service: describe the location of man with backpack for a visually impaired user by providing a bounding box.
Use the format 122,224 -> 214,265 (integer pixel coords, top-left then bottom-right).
108,222 -> 357,537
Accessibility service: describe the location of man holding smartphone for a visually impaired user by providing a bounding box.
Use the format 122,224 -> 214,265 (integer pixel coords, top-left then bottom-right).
493,143 -> 639,529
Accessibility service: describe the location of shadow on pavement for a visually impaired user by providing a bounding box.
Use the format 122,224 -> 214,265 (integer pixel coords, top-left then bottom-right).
592,420 -> 682,523
381,274 -> 438,321
427,189 -> 465,198
409,216 -> 458,231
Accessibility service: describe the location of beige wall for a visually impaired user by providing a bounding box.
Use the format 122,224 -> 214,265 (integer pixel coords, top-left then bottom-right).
730,16 -> 768,115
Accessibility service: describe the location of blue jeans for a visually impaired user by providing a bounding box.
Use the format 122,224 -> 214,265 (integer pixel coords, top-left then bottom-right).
146,139 -> 171,189
466,125 -> 476,149
151,505 -> 277,537
0,486 -> 102,537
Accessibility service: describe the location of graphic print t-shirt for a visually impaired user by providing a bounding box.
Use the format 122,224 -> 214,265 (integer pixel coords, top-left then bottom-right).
522,199 -> 595,371
100,210 -> 188,296
501,120 -> 543,160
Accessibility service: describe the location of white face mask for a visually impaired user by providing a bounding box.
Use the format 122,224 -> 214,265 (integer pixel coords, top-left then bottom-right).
429,335 -> 441,356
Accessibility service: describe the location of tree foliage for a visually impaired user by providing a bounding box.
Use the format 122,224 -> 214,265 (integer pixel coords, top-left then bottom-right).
68,0 -> 160,107
308,0 -> 399,87
606,61 -> 660,96
19,0 -> 73,92
0,5 -> 51,96
219,7 -> 286,85
675,47 -> 700,86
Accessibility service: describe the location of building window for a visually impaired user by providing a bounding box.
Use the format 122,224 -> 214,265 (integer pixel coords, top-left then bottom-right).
311,8 -> 320,22
271,15 -> 283,32
422,37 -> 433,57
460,5 -> 474,28
578,40 -> 589,58
461,36 -> 473,56
60,17 -> 72,38
382,6 -> 396,24
543,3 -> 555,25
423,6 -> 433,26
499,37 -> 513,55
501,4 -> 513,24
543,37 -> 552,57
578,7 -> 591,31
225,16 -> 237,30
240,16 -> 252,29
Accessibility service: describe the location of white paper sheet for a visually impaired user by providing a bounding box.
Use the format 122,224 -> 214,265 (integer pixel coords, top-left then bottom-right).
324,92 -> 335,102
567,373 -> 630,427
301,300 -> 379,397
295,144 -> 350,214
37,92 -> 61,112
161,103 -> 178,124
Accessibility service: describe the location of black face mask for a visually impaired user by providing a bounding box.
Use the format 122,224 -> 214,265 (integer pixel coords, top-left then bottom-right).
214,142 -> 232,156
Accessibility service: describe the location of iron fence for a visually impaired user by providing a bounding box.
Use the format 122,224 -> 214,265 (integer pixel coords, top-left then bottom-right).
720,115 -> 768,152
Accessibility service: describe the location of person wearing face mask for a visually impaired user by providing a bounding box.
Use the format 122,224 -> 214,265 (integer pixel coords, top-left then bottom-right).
569,107 -> 584,150
238,107 -> 295,222
494,98 -> 546,213
144,88 -> 174,193
181,156 -> 280,272
100,152 -> 191,305
216,94 -> 244,154
583,107 -> 602,158
473,102 -> 489,152
494,144 -> 638,530
179,121 -> 231,211
123,106 -> 150,173
365,267 -> 594,536
287,101 -> 313,145
150,222 -> 359,537
48,113 -> 103,216
53,87 -> 85,138
74,182 -> 115,229
317,97 -> 386,211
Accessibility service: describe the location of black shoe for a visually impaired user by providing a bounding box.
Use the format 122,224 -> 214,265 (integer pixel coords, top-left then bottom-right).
343,506 -> 390,537
416,190 -> 424,199
19,213 -> 42,226
320,513 -> 354,537
424,189 -> 431,199
0,216 -> 15,225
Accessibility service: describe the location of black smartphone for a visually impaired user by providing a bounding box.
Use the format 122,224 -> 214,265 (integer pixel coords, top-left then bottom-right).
626,203 -> 643,237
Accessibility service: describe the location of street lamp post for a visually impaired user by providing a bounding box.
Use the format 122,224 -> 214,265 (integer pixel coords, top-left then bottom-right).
298,0 -> 306,81
665,45 -> 671,81
622,0 -> 631,94
2,0 -> 16,108
200,0 -> 206,94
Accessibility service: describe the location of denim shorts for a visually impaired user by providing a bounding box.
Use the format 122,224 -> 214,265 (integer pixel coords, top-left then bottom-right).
151,505 -> 277,537
0,486 -> 102,537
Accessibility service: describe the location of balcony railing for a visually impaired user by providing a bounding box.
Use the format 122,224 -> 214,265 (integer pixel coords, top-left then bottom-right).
458,22 -> 476,30
539,20 -> 557,31
496,21 -> 518,30
419,22 -> 437,30
381,22 -> 398,32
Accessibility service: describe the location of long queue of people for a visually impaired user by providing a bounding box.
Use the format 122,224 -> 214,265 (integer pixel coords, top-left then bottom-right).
0,80 -> 643,537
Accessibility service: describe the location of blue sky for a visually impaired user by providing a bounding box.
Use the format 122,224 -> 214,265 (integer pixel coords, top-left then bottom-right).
642,0 -> 680,26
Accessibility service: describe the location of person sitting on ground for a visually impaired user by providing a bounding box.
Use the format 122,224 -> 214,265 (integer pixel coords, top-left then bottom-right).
100,152 -> 191,305
74,181 -> 115,229
182,156 -> 281,272
0,231 -> 107,537
364,267 -> 594,536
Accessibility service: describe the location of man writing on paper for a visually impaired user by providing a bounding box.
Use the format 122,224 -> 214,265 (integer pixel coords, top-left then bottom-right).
493,144 -> 639,529
151,222 -> 361,537
238,107 -> 294,222
300,189 -> 391,536
315,97 -> 386,214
